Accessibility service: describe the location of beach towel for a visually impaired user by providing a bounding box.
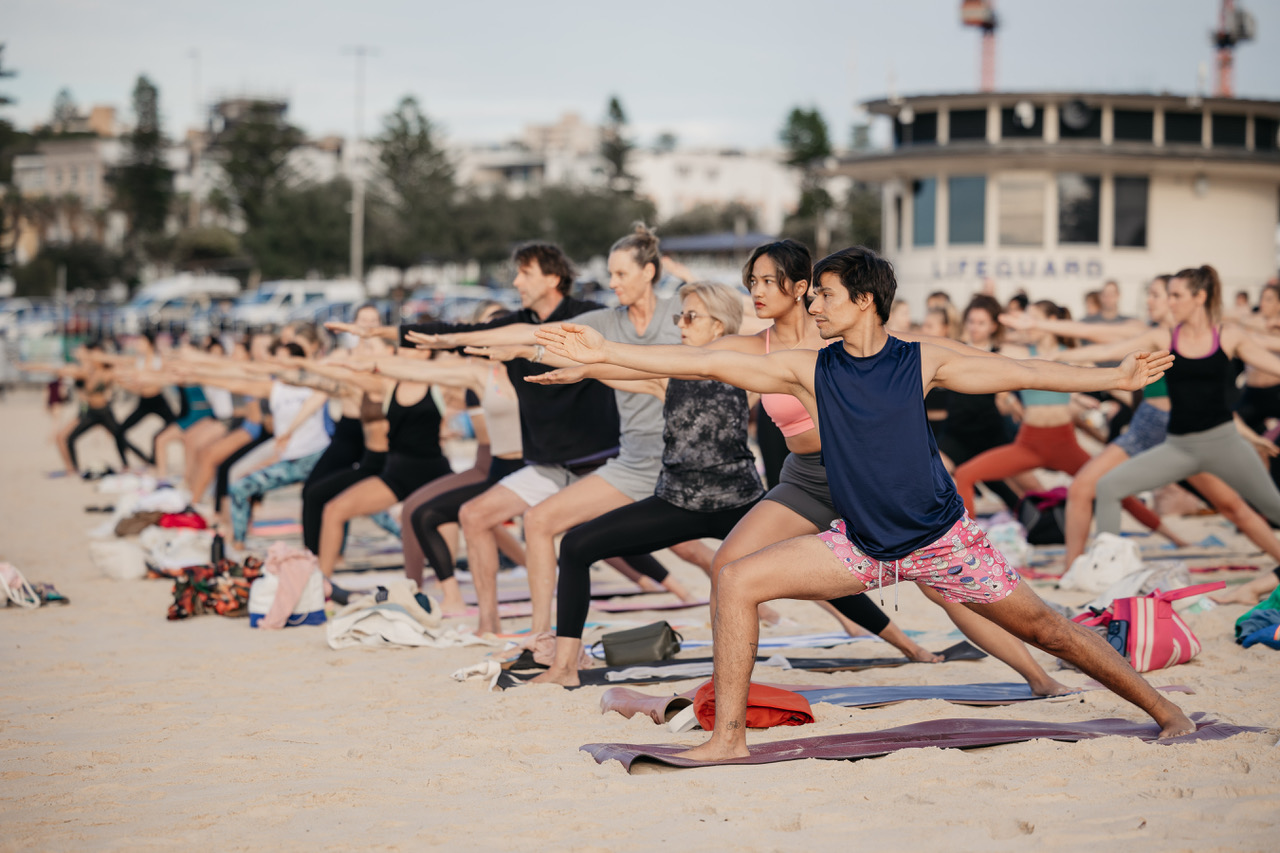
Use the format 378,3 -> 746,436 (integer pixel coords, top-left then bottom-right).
1235,586 -> 1280,649
692,681 -> 813,730
325,602 -> 495,650
251,543 -> 324,629
580,713 -> 1263,772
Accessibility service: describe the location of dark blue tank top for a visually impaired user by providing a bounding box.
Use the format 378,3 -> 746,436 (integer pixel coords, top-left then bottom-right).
814,336 -> 965,559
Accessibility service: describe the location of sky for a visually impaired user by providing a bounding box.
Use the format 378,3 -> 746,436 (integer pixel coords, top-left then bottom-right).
6,0 -> 1280,149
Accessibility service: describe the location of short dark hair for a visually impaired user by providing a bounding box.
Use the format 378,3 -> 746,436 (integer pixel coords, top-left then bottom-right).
741,239 -> 812,300
271,340 -> 306,359
927,290 -> 951,303
513,242 -> 576,295
1007,292 -> 1029,311
811,247 -> 897,323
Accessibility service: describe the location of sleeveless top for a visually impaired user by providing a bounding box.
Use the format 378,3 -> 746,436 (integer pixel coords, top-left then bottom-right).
814,337 -> 964,559
760,327 -> 817,436
655,379 -> 764,512
943,345 -> 1005,440
1166,325 -> 1234,435
480,363 -> 523,458
386,383 -> 444,459
1020,344 -> 1072,407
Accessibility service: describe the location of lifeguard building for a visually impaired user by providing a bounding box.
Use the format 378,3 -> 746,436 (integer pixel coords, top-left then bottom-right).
834,91 -> 1280,314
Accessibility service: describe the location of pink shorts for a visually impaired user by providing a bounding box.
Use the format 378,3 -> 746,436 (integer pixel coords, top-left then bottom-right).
818,515 -> 1019,605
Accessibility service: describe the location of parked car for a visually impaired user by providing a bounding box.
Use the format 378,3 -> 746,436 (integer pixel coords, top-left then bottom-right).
231,280 -> 365,329
116,274 -> 240,336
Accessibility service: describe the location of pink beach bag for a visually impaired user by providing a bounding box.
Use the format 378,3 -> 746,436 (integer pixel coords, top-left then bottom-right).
1072,582 -> 1225,672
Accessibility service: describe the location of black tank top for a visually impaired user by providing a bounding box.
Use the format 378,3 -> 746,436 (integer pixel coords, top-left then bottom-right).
1166,325 -> 1234,435
386,383 -> 444,459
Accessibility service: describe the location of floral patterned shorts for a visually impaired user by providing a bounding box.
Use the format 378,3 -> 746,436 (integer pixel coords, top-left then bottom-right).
818,514 -> 1020,604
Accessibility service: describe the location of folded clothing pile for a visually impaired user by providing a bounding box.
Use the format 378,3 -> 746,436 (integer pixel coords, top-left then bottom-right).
1236,586 -> 1280,650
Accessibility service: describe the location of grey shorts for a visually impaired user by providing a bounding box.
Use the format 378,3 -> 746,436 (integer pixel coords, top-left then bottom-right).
499,463 -> 579,507
764,451 -> 839,530
1112,401 -> 1169,457
593,454 -> 663,503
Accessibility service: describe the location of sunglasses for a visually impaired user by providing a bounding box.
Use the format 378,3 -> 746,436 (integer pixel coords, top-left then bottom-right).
672,311 -> 707,326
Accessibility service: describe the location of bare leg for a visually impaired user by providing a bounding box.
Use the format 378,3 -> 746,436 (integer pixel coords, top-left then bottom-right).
189,429 -> 250,503
181,420 -> 225,485
522,475 -> 633,635
1211,566 -> 1280,605
317,478 -> 398,577
669,540 -> 714,574
677,534 -> 870,761
968,582 -> 1193,737
54,418 -> 77,475
152,424 -> 183,478
711,500 -> 823,627
458,486 -> 530,635
534,636 -> 585,687
916,585 -> 1069,695
603,558 -> 664,591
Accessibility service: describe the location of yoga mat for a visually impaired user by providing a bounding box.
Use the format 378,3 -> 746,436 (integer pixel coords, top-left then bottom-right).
460,583 -> 660,606
581,712 -> 1263,771
249,521 -> 303,537
600,682 -> 1196,723
499,641 -> 986,688
678,631 -> 882,651
590,597 -> 710,613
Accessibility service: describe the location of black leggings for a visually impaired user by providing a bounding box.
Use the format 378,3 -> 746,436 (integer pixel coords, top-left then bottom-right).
302,450 -> 387,554
555,496 -> 756,640
68,406 -> 134,471
214,430 -> 273,513
409,457 -> 527,582
305,417 -> 365,491
937,429 -> 1021,511
119,394 -> 176,464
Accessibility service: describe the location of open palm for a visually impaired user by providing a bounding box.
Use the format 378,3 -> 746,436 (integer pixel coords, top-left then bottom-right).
534,323 -> 607,364
1117,349 -> 1174,391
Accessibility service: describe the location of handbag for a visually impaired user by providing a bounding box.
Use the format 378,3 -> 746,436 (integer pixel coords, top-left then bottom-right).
1016,487 -> 1068,545
593,620 -> 683,666
1072,581 -> 1224,672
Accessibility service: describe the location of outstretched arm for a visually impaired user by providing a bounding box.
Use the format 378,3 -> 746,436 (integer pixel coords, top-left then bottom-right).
406,323 -> 538,350
534,322 -> 815,399
998,312 -> 1148,343
344,354 -> 484,394
1054,328 -> 1167,364
929,343 -> 1173,396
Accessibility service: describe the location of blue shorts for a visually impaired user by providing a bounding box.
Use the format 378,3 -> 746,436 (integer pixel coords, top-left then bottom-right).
1112,401 -> 1169,457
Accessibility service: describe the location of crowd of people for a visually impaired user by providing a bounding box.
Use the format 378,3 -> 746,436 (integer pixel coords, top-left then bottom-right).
24,224 -> 1280,758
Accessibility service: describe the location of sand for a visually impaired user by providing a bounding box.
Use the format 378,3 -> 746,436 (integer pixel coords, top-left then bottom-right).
1,387 -> 1277,852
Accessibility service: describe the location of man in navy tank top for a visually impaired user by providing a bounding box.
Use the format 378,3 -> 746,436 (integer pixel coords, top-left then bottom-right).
536,246 -> 1195,760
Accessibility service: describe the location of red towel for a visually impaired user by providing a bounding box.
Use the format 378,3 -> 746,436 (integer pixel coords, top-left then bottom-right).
693,680 -> 814,730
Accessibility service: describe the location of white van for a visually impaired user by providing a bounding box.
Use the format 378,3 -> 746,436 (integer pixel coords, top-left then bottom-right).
116,274 -> 241,335
232,279 -> 366,328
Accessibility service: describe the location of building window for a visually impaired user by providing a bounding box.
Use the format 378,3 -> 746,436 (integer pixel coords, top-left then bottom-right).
1212,113 -> 1247,147
998,179 -> 1044,247
1113,109 -> 1154,141
1058,101 -> 1101,139
894,112 -> 937,147
1113,176 -> 1149,248
1001,106 -> 1043,139
948,176 -> 985,244
912,177 -> 936,247
1257,117 -> 1280,151
949,109 -> 987,141
1164,110 -> 1203,144
1057,173 -> 1100,244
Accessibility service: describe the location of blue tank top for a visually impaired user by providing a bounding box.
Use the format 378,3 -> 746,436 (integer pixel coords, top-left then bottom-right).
814,337 -> 965,560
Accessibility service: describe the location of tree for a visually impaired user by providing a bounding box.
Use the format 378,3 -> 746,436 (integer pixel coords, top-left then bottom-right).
367,95 -> 456,268
653,131 -> 678,153
600,96 -> 634,190
110,76 -> 174,243
780,106 -> 838,253
218,102 -> 303,230
13,241 -> 122,296
51,88 -> 78,131
538,185 -> 655,262
780,107 -> 832,168
659,202 -> 757,238
242,178 -> 353,279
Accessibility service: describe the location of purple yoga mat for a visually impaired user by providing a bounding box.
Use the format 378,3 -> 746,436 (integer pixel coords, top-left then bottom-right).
580,713 -> 1263,771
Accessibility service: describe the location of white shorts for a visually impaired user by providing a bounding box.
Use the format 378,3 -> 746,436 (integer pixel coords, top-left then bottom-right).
498,463 -> 579,508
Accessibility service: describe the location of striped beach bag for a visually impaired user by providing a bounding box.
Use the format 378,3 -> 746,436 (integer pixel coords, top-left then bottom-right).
1072,582 -> 1225,672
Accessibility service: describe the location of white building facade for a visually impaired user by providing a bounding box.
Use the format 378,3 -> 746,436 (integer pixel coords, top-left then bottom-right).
835,92 -> 1280,317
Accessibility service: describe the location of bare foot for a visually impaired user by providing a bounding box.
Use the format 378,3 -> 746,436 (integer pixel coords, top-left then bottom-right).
904,645 -> 944,663
529,666 -> 580,688
636,577 -> 664,593
1028,676 -> 1075,697
1156,707 -> 1196,739
1210,575 -> 1276,606
440,594 -> 467,615
757,603 -> 782,626
672,736 -> 750,762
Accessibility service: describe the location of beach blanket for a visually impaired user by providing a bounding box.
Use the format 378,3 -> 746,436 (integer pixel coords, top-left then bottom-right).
326,603 -> 496,650
581,713 -> 1263,772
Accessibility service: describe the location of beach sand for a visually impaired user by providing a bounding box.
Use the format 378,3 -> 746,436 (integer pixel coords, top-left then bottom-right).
1,388 -> 1277,851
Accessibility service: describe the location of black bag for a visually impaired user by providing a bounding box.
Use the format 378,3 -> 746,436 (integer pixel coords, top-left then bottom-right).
1017,487 -> 1068,545
593,620 -> 683,666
